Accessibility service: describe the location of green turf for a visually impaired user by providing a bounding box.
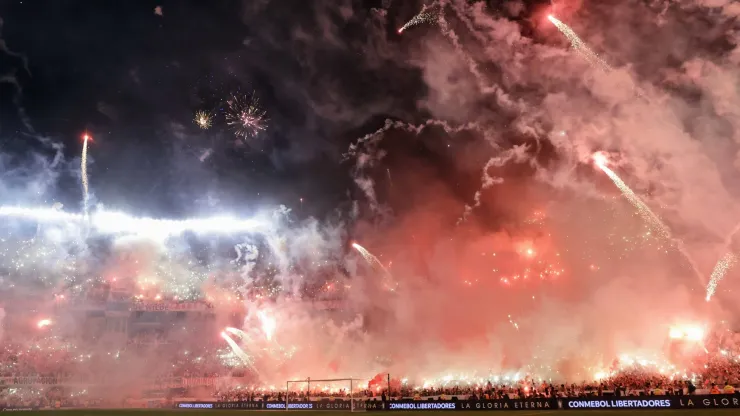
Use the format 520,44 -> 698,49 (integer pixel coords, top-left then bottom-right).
12,410 -> 740,416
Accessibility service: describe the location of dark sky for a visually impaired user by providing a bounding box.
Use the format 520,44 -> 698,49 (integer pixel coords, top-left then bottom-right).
0,0 -> 553,220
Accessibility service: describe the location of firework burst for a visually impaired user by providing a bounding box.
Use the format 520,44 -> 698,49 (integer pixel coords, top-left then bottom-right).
225,92 -> 268,139
194,110 -> 212,129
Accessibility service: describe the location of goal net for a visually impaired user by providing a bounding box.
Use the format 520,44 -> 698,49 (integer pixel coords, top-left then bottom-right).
285,378 -> 360,411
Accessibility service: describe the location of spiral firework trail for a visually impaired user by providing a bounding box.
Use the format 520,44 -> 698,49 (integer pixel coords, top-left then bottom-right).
706,253 -> 737,301
548,15 -> 611,72
81,134 -> 91,217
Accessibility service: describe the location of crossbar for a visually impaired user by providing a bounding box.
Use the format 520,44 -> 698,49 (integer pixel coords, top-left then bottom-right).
286,377 -> 358,412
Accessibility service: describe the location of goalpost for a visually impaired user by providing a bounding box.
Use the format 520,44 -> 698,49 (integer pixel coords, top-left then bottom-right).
286,378 -> 359,412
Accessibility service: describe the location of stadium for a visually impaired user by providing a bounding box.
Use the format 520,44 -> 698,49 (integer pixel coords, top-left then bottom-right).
3,0 -> 740,415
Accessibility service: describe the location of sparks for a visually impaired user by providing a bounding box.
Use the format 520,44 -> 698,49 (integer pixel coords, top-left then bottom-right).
593,153 -> 670,240
257,310 -> 277,341
398,3 -> 440,34
194,110 -> 212,129
706,252 -> 737,301
352,242 -> 397,290
225,92 -> 268,139
548,15 -> 611,71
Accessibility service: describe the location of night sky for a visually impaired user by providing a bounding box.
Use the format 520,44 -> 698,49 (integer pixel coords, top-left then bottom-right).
0,0 -> 559,224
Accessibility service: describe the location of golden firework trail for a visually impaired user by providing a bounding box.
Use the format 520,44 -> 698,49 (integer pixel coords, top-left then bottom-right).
352,243 -> 389,273
706,252 -> 737,301
398,3 -> 440,33
594,154 -> 704,284
81,134 -> 91,217
594,155 -> 669,239
548,15 -> 611,72
194,110 -> 212,129
352,242 -> 398,290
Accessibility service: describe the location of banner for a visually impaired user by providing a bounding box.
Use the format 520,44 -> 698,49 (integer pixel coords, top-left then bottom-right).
560,395 -> 740,410
176,396 -> 740,411
177,401 -> 373,410
0,377 -> 60,386
378,399 -> 556,411
0,407 -> 39,411
665,395 -> 740,409
131,301 -> 214,312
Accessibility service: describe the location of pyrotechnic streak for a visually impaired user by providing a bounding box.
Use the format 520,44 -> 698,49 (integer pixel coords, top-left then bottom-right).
593,154 -> 669,240
0,205 -> 264,237
226,92 -> 268,139
547,15 -> 611,72
221,332 -> 255,369
37,319 -> 52,328
81,134 -> 91,217
352,242 -> 397,290
194,110 -> 212,129
594,154 -> 704,283
398,3 -> 440,33
226,327 -> 252,341
706,252 -> 737,301
257,311 -> 277,341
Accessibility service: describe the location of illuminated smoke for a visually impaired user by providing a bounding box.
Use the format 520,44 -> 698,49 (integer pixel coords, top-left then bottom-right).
548,15 -> 611,72
705,252 -> 737,301
0,205 -> 265,238
668,324 -> 705,342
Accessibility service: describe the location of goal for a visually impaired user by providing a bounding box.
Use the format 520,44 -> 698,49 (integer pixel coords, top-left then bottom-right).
286,377 -> 360,411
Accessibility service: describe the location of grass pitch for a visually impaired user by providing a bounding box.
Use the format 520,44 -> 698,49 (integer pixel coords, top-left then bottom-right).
14,410 -> 740,416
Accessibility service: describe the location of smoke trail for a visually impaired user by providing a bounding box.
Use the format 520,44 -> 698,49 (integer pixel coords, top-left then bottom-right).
706,253 -> 737,301
81,134 -> 91,217
346,119 -> 482,215
459,145 -> 532,223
